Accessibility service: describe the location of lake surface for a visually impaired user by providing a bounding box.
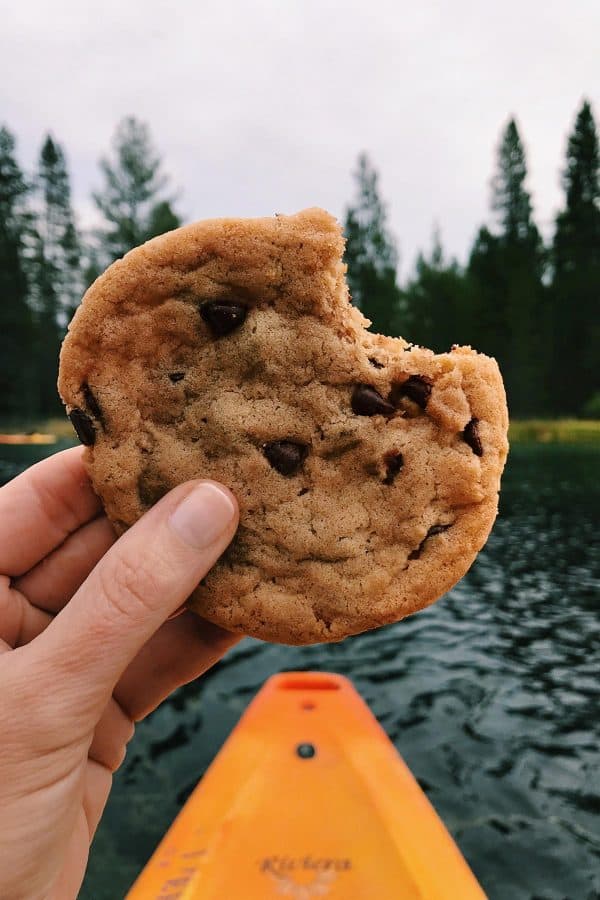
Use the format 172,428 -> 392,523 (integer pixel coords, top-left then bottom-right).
2,443 -> 599,899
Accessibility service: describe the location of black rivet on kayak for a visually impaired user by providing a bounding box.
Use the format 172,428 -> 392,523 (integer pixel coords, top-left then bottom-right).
296,743 -> 316,759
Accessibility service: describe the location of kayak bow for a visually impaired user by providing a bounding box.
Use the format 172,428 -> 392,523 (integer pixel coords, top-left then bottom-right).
126,672 -> 486,899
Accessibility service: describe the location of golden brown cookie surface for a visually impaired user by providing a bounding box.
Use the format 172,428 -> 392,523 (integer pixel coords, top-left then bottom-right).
59,208 -> 508,644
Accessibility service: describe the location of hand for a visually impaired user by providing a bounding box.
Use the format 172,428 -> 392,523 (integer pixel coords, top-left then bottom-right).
0,447 -> 239,900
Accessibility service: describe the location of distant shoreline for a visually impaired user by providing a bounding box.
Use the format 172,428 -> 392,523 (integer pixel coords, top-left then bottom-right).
1,417 -> 599,447
507,419 -> 600,444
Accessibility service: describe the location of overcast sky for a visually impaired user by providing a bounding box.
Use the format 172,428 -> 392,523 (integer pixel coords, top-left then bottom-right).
2,0 -> 598,274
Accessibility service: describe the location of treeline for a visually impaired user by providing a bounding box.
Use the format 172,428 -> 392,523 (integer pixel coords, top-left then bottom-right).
0,118 -> 180,419
1,102 -> 598,422
345,100 -> 600,418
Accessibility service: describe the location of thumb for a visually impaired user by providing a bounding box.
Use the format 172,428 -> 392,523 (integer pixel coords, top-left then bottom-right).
32,480 -> 238,721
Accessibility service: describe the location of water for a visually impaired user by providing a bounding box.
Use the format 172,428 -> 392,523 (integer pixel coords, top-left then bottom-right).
2,443 -> 599,899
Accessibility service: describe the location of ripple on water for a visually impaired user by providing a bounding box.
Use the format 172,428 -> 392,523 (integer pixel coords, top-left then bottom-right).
2,442 -> 598,900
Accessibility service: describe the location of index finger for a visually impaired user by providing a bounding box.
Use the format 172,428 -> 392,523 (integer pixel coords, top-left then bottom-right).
0,446 -> 102,576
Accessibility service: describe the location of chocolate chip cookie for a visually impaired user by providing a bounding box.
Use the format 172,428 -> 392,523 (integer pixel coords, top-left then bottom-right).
58,208 -> 508,644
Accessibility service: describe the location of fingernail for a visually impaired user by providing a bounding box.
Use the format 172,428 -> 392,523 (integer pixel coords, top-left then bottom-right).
169,483 -> 236,549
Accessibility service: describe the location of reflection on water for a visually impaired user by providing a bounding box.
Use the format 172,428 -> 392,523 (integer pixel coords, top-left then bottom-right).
2,444 -> 599,899
0,438 -> 76,485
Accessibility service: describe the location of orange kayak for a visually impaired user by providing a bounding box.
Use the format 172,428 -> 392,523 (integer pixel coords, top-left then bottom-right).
126,672 -> 486,899
0,433 -> 55,445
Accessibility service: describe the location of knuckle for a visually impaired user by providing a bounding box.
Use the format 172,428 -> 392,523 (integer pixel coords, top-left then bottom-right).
108,742 -> 128,773
97,550 -> 163,627
0,576 -> 21,647
110,723 -> 135,772
31,467 -> 84,540
91,701 -> 135,773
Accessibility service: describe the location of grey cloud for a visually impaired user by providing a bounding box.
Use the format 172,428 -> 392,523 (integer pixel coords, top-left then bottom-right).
1,0 -> 598,270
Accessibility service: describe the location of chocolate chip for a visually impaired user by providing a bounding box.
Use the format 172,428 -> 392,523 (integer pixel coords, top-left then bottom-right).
427,524 -> 451,537
383,451 -> 404,485
68,408 -> 95,446
138,473 -> 169,506
368,356 -> 384,369
409,523 -> 450,560
169,372 -> 185,383
351,384 -> 395,417
463,418 -> 483,456
390,375 -> 432,410
263,440 -> 309,476
200,300 -> 247,337
82,382 -> 104,427
408,522 -> 452,559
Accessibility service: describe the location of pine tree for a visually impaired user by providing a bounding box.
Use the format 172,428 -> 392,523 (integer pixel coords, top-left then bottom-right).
551,100 -> 600,414
93,117 -> 181,264
467,226 -> 510,361
37,137 -> 81,317
32,135 -> 82,414
468,119 -> 548,415
492,121 -> 537,243
344,154 -> 402,335
146,200 -> 181,240
403,228 -> 470,351
0,126 -> 35,419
